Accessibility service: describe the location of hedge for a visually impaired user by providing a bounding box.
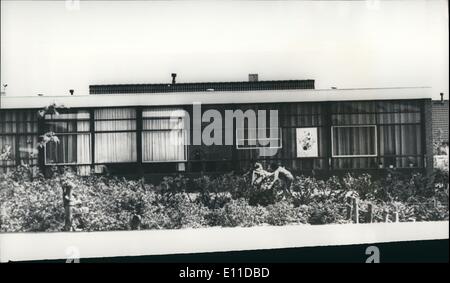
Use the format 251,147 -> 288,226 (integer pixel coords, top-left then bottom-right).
0,165 -> 448,232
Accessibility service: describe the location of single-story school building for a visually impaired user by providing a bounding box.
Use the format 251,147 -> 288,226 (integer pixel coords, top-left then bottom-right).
0,76 -> 434,177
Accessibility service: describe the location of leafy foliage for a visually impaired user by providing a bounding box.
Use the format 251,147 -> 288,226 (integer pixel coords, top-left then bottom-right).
0,166 -> 448,232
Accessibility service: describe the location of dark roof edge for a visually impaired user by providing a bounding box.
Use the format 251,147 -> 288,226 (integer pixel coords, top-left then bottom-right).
90,79 -> 314,87
89,79 -> 315,94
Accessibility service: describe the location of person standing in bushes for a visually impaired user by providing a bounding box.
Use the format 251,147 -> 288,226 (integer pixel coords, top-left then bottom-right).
251,162 -> 267,186
251,162 -> 273,190
267,162 -> 294,196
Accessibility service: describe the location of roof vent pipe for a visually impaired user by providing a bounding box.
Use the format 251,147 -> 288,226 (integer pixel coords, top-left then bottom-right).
171,73 -> 177,84
69,89 -> 74,96
440,92 -> 444,104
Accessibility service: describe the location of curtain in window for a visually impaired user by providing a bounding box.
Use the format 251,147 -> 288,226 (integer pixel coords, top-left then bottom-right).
44,111 -> 91,175
77,120 -> 91,175
377,101 -> 423,168
332,126 -> 377,157
379,124 -> 422,168
94,108 -> 136,163
332,126 -> 377,169
331,101 -> 423,169
142,108 -> 187,162
46,135 -> 77,164
0,110 -> 39,172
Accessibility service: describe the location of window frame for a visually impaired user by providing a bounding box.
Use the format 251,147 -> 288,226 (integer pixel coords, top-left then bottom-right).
44,133 -> 92,166
331,125 -> 378,158
141,108 -> 188,163
43,111 -> 92,166
93,107 -> 137,164
0,110 -> 39,170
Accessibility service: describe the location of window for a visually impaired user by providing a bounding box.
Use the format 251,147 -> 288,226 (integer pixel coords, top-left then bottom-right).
44,111 -> 91,175
330,100 -> 425,169
377,100 -> 423,168
331,125 -> 377,157
142,108 -> 187,162
0,110 -> 38,173
94,108 -> 137,163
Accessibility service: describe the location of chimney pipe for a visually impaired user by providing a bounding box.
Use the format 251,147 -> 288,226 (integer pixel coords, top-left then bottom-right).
69,89 -> 74,96
171,73 -> 177,84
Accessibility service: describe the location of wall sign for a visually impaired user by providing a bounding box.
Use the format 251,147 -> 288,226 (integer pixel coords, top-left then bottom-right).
296,127 -> 318,158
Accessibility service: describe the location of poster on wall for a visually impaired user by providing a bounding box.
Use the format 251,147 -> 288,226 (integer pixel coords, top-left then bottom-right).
296,127 -> 318,158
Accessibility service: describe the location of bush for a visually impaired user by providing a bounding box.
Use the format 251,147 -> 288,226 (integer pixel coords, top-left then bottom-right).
266,201 -> 308,225
0,173 -> 64,232
290,175 -> 347,206
217,199 -> 267,227
342,174 -> 377,201
158,193 -> 208,229
308,200 -> 347,225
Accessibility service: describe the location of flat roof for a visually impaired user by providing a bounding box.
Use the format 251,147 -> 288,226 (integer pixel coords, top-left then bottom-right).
0,87 -> 433,110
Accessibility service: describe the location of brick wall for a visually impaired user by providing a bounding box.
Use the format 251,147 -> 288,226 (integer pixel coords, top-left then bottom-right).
424,100 -> 434,173
432,100 -> 449,143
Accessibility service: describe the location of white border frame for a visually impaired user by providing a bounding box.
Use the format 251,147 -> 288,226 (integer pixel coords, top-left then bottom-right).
1,221 -> 448,262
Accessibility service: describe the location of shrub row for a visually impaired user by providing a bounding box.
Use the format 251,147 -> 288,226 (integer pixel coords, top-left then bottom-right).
0,166 -> 448,232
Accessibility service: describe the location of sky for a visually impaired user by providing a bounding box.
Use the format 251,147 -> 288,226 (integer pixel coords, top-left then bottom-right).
0,0 -> 448,99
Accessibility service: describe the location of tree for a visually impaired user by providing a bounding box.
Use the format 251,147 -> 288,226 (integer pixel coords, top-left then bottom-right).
36,102 -> 80,231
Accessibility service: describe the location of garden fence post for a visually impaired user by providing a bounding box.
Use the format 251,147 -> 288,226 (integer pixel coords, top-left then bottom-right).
346,197 -> 353,221
394,206 -> 399,223
352,197 -> 359,224
383,209 -> 389,223
366,203 -> 373,223
62,182 -> 73,232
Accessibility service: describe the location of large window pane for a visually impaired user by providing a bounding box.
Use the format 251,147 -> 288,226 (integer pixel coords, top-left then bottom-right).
332,126 -> 377,157
46,134 -> 91,164
94,108 -> 137,163
0,110 -> 39,171
44,111 -> 92,167
142,108 -> 187,162
95,132 -> 136,163
379,125 -> 422,156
